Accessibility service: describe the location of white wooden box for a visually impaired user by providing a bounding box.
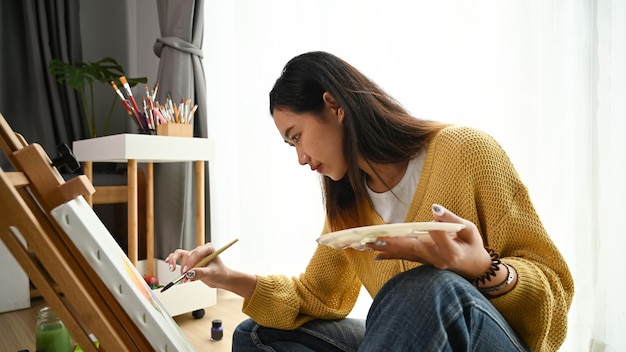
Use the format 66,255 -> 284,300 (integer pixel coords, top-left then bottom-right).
136,259 -> 217,317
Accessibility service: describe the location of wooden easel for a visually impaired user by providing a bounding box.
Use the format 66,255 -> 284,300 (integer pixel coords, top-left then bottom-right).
0,113 -> 155,351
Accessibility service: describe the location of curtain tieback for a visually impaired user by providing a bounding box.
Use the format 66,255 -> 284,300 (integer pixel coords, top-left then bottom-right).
154,37 -> 203,58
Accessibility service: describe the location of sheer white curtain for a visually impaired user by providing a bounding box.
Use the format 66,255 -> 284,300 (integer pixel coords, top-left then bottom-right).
590,1 -> 626,351
202,1 -> 625,350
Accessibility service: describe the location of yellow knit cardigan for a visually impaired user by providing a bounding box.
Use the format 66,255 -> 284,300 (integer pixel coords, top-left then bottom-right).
242,126 -> 574,351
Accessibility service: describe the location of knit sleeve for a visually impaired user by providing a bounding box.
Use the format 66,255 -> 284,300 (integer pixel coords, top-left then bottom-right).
241,243 -> 362,330
437,126 -> 574,351
488,187 -> 574,352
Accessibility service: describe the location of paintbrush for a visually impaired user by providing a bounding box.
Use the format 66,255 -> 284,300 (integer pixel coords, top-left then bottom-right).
119,76 -> 142,121
111,81 -> 142,128
160,238 -> 239,293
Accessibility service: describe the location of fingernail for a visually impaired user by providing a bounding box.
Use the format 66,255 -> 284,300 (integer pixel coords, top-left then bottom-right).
169,263 -> 175,271
374,240 -> 387,246
432,204 -> 445,216
182,265 -> 188,273
186,270 -> 196,279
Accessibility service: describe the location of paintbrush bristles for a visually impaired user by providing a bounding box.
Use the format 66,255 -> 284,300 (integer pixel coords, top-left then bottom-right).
110,81 -> 125,100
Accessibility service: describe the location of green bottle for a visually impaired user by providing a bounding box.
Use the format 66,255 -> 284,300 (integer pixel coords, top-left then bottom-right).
35,306 -> 72,352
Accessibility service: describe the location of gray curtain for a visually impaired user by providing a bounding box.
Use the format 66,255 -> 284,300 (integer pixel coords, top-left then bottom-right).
153,0 -> 209,256
0,0 -> 86,170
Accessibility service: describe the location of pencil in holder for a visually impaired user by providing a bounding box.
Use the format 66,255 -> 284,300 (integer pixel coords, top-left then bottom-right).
157,123 -> 193,137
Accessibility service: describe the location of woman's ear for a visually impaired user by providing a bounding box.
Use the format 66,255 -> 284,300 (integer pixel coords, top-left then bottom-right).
323,92 -> 338,108
323,92 -> 343,118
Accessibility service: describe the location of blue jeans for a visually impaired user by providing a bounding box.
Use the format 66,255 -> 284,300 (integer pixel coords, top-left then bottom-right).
232,266 -> 530,351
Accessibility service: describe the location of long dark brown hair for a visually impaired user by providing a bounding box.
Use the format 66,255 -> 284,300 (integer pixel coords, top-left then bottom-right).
270,51 -> 448,231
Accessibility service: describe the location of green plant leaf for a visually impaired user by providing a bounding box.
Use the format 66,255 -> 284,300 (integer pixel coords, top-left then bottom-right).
48,57 -> 146,89
48,56 -> 147,137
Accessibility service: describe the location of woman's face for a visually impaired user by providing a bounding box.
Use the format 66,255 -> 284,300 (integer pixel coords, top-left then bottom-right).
273,98 -> 346,181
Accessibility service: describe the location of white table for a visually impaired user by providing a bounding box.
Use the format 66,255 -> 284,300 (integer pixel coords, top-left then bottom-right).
73,134 -> 213,275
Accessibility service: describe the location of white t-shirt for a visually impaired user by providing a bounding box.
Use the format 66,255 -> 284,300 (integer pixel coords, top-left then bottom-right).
367,150 -> 426,224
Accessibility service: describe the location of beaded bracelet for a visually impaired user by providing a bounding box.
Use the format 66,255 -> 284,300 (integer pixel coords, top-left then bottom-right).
471,247 -> 502,286
479,263 -> 516,294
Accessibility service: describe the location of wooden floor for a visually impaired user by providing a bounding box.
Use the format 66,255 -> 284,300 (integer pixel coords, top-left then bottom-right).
0,289 -> 248,352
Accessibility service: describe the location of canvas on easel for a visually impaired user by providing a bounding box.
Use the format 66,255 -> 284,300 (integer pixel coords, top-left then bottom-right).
0,112 -> 196,351
51,196 -> 194,351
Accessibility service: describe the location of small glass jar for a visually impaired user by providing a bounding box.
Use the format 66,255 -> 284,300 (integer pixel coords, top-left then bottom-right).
35,306 -> 72,352
211,319 -> 223,341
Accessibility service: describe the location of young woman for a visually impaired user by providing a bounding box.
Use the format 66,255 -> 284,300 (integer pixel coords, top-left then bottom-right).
165,51 -> 574,351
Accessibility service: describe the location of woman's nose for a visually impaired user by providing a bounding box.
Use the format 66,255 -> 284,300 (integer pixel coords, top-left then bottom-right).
298,150 -> 310,165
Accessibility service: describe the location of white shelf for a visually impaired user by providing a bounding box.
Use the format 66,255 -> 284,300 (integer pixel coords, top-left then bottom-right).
72,133 -> 213,163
